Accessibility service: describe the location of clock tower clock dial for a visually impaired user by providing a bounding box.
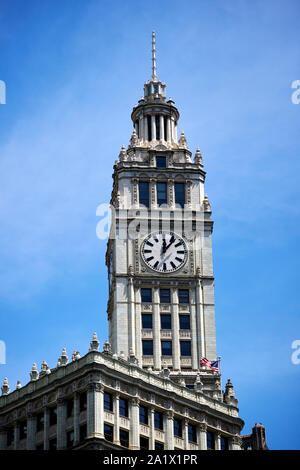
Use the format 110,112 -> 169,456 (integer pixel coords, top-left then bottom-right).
141,231 -> 187,273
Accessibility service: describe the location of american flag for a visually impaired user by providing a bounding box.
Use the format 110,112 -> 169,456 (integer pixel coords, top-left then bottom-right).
200,357 -> 219,374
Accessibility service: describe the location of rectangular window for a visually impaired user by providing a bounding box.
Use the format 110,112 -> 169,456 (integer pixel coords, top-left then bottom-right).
142,314 -> 152,329
139,405 -> 148,425
140,436 -> 149,450
120,429 -> 129,448
142,340 -> 153,356
155,115 -> 160,139
119,398 -> 128,417
157,182 -> 167,206
161,340 -> 172,356
160,288 -> 170,303
104,424 -> 114,442
173,418 -> 182,438
49,438 -> 57,451
188,424 -> 197,443
207,431 -> 215,450
49,407 -> 57,426
160,314 -> 172,329
36,412 -> 44,433
154,411 -> 164,430
155,441 -> 164,450
141,288 -> 152,303
221,436 -> 229,450
7,428 -> 14,447
79,392 -> 87,412
66,430 -> 74,449
104,392 -> 113,412
80,424 -> 87,442
66,398 -> 74,418
180,341 -> 191,356
175,183 -> 185,208
139,182 -> 150,208
179,314 -> 190,330
156,156 -> 166,168
178,289 -> 189,304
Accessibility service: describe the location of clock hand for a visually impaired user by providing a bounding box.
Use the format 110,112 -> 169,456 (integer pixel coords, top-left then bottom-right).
162,238 -> 167,254
165,235 -> 175,252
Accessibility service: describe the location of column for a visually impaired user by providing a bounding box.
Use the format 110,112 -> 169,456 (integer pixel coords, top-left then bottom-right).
183,419 -> 189,450
27,414 -> 37,450
135,287 -> 142,366
73,393 -> 80,445
215,432 -> 221,450
166,117 -> 171,142
139,116 -> 144,141
171,117 -> 175,142
87,383 -> 104,439
144,116 -> 148,141
174,122 -> 178,142
43,408 -> 49,450
165,411 -> 174,450
113,394 -> 120,445
130,398 -> 139,450
149,407 -> 155,450
171,288 -> 180,371
190,289 -> 198,370
0,428 -> 6,450
198,423 -> 207,450
196,277 -> 205,359
151,115 -> 156,141
57,399 -> 67,449
128,275 -> 135,354
13,423 -> 20,450
159,115 -> 164,141
153,287 -> 161,371
231,435 -> 242,450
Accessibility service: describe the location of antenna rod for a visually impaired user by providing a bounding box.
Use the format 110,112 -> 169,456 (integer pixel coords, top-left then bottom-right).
152,31 -> 157,81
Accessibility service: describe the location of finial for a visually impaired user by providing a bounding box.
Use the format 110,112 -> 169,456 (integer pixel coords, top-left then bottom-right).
1,377 -> 10,396
152,31 -> 157,81
30,363 -> 39,381
16,381 -> 22,390
89,332 -> 100,352
103,340 -> 112,355
58,348 -> 68,367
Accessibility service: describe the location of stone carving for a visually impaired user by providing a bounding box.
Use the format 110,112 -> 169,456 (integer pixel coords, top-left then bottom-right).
1,378 -> 10,396
30,364 -> 39,381
89,333 -> 100,352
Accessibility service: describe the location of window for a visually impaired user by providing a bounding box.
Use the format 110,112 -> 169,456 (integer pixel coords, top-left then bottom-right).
49,407 -> 57,426
179,315 -> 190,330
142,314 -> 152,329
49,438 -> 57,451
154,411 -> 164,430
120,429 -> 129,448
66,398 -> 74,418
221,436 -> 229,450
160,288 -> 170,303
207,431 -> 215,450
19,421 -> 27,440
142,340 -> 153,356
155,441 -> 164,450
104,392 -> 113,412
36,412 -> 44,432
104,424 -> 114,442
188,424 -> 197,443
154,84 -> 159,94
139,182 -> 150,208
80,424 -> 87,442
156,156 -> 166,168
66,430 -> 74,449
7,428 -> 14,447
140,436 -> 149,450
160,314 -> 171,330
175,183 -> 185,208
178,289 -> 189,304
157,182 -> 167,206
119,398 -> 128,417
139,406 -> 148,425
155,115 -> 160,139
180,341 -> 191,356
79,392 -> 87,412
141,288 -> 152,303
161,341 -> 172,356
186,384 -> 194,390
173,418 -> 182,438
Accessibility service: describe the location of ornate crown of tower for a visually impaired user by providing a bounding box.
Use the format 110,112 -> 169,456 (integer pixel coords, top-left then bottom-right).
106,32 -> 217,390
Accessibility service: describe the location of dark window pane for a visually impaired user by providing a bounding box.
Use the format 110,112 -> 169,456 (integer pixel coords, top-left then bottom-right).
188,424 -> 197,443
155,441 -> 164,450
66,430 -> 74,448
154,411 -> 164,430
142,314 -> 152,329
139,182 -> 150,208
36,413 -> 44,433
154,84 -> 159,94
160,314 -> 171,329
120,429 -> 129,448
79,392 -> 87,412
80,424 -> 87,442
156,156 -> 166,168
179,315 -> 190,330
157,182 -> 167,206
7,428 -> 14,447
119,398 -> 128,417
141,288 -> 152,303
221,436 -> 229,450
140,436 -> 149,450
161,341 -> 172,356
175,183 -> 185,208
207,431 -> 215,450
104,392 -> 113,412
49,438 -> 57,451
49,407 -> 57,426
139,406 -> 148,425
142,340 -> 153,356
104,424 -> 114,442
160,289 -> 170,303
174,419 -> 182,438
180,341 -> 191,356
155,115 -> 160,139
67,399 -> 74,418
178,289 -> 189,304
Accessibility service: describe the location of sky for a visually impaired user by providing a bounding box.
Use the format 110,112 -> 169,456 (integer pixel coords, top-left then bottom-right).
0,0 -> 299,450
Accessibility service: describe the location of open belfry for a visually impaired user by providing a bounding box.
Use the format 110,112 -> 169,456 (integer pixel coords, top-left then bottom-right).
0,33 -> 267,451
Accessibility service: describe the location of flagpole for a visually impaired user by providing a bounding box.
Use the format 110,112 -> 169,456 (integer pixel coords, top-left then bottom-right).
218,355 -> 222,390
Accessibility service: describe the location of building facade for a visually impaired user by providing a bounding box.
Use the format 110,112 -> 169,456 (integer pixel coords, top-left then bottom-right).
0,33 -> 267,451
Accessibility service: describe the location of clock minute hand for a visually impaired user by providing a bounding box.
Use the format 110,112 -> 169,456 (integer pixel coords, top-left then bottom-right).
165,236 -> 175,252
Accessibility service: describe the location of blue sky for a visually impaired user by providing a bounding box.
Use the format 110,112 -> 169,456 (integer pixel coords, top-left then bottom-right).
0,0 -> 299,450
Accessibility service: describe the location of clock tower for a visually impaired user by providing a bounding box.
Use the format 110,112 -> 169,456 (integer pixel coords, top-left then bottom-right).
106,32 -> 217,386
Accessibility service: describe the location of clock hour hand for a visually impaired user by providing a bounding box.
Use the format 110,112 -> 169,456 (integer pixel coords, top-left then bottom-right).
162,237 -> 167,254
165,235 -> 175,252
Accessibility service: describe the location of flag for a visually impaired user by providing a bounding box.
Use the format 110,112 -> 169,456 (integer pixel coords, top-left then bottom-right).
200,357 -> 219,374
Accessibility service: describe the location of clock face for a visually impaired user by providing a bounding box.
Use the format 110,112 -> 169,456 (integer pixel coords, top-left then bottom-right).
141,231 -> 188,273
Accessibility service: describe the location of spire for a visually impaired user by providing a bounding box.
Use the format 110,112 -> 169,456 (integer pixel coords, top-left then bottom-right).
152,31 -> 157,81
